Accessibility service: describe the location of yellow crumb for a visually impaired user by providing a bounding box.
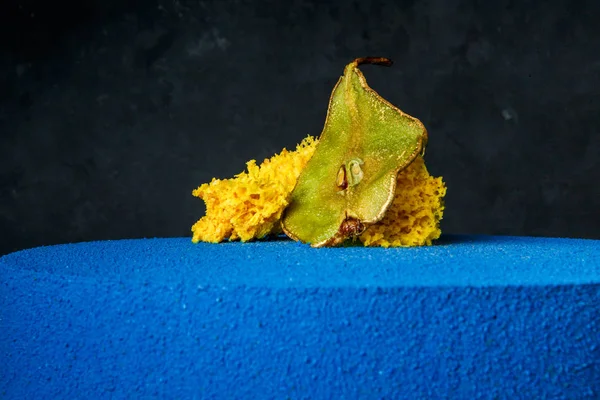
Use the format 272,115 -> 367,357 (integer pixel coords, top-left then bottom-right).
191,136 -> 317,243
191,137 -> 446,246
359,156 -> 446,247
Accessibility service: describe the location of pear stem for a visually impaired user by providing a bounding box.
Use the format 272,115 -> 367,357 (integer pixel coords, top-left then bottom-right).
353,57 -> 393,67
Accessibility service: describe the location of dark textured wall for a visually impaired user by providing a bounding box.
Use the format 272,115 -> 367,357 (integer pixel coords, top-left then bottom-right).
1,0 -> 599,255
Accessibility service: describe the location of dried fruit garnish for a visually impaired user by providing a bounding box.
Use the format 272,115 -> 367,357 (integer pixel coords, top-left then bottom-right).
282,57 -> 428,247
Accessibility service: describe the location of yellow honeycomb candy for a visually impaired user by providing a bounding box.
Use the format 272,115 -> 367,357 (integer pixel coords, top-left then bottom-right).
359,156 -> 447,247
191,136 -> 317,243
191,136 -> 446,246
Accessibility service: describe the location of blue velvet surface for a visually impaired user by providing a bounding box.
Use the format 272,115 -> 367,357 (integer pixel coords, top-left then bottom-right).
1,235 -> 599,399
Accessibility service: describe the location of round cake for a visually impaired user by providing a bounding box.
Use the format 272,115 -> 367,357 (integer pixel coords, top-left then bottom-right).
1,235 -> 599,398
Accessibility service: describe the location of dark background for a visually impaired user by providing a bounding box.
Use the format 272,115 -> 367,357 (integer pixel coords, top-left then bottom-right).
1,0 -> 599,255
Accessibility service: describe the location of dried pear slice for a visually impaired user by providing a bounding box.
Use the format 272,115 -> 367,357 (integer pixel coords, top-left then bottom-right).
282,57 -> 428,247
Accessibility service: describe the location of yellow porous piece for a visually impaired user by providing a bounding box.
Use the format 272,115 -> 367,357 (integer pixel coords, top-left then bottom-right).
192,137 -> 445,246
191,136 -> 318,243
359,156 -> 446,247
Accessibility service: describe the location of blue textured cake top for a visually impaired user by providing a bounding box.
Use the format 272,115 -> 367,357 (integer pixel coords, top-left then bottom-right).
1,235 -> 599,288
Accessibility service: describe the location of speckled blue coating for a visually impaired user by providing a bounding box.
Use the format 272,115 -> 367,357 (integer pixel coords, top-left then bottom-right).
1,235 -> 599,399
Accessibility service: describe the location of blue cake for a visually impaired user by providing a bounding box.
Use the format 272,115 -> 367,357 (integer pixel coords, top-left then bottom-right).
1,235 -> 599,399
